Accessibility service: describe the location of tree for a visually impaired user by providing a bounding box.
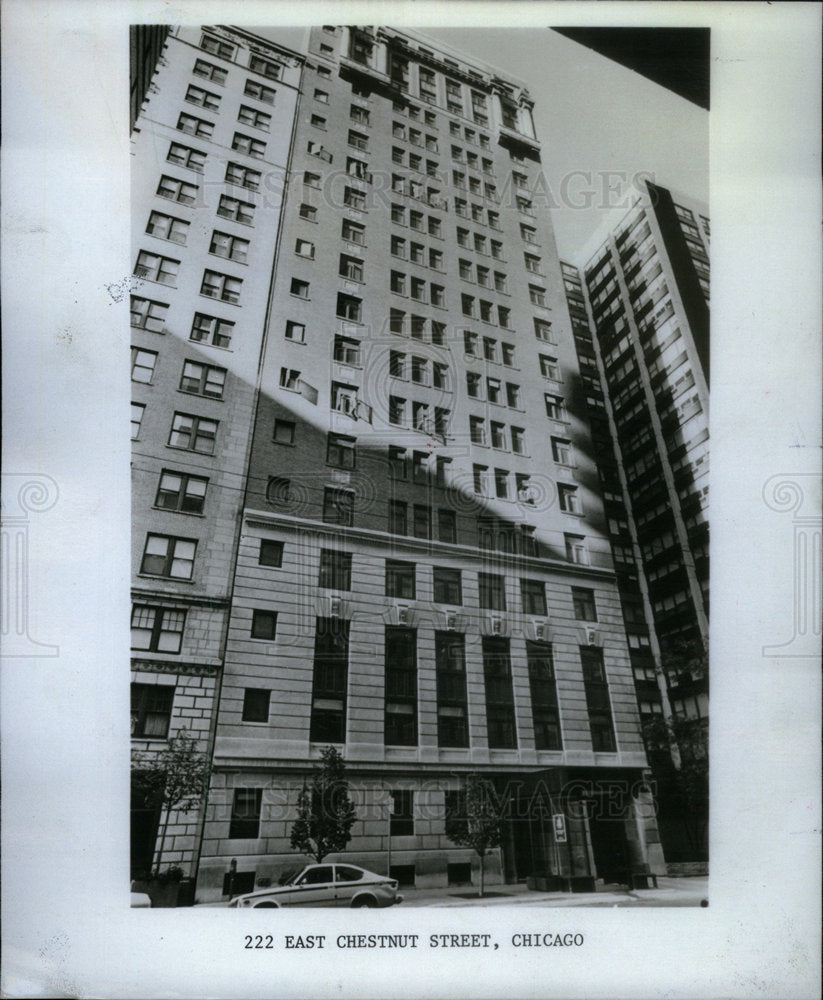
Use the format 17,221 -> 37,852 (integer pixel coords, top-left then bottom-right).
444,773 -> 503,897
290,746 -> 357,864
131,728 -> 211,877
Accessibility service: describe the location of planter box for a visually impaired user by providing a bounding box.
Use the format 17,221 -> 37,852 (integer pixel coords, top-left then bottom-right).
142,878 -> 196,908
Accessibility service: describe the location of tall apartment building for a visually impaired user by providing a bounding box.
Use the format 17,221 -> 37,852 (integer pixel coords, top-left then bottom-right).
191,26 -> 665,900
129,26 -> 303,879
560,180 -> 709,860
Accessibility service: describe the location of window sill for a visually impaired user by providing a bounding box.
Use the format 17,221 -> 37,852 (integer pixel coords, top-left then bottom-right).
209,251 -> 248,266
186,338 -> 234,352
199,293 -> 241,308
136,573 -> 195,584
151,506 -> 206,518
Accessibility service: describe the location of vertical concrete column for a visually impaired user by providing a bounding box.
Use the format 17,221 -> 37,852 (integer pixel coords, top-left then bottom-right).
518,103 -> 537,140
373,39 -> 389,76
490,90 -> 503,130
339,26 -> 351,60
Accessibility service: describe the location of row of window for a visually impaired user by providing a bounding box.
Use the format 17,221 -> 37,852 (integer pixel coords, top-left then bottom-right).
146,213 -> 250,264
198,32 -> 284,82
130,350 -> 225,398
131,406 -> 219,455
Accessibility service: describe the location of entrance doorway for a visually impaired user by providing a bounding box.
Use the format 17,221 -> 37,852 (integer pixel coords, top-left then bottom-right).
131,771 -> 160,879
587,810 -> 630,885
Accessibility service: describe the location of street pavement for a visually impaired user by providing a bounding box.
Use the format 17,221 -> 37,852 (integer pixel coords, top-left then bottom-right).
398,875 -> 708,908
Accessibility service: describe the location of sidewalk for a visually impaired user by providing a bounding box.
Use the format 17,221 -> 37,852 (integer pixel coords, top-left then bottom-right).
398,875 -> 708,908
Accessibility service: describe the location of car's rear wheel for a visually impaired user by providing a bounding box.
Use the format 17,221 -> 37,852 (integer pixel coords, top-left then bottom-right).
351,896 -> 377,908
254,901 -> 279,908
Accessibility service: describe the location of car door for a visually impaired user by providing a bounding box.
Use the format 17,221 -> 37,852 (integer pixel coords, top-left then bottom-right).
333,864 -> 366,906
284,865 -> 336,907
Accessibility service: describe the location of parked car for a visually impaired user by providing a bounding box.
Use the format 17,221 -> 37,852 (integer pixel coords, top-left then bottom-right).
228,863 -> 403,908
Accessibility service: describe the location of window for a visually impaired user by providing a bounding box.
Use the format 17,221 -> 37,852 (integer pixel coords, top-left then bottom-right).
244,79 -> 277,104
494,469 -> 509,499
388,446 -> 407,480
478,572 -> 506,611
486,377 -> 501,404
565,533 -> 587,564
140,534 -> 196,579
432,362 -> 449,389
558,484 -> 581,514
130,296 -> 168,333
314,88 -> 329,103
131,602 -> 186,654
386,560 -> 415,600
323,488 -> 354,526
580,646 -> 616,752
202,269 -> 243,303
348,129 -> 369,150
389,499 -> 408,535
155,471 -> 207,514
338,254 -> 363,282
438,509 -> 457,544
466,372 -> 481,399
529,284 -> 547,307
521,579 -> 547,616
289,278 -> 309,300
385,627 -> 417,746
249,55 -> 282,80
310,619 -> 350,743
510,427 -> 525,455
232,132 -> 266,158
435,632 -> 468,747
217,195 -> 254,224
341,219 -> 365,246
225,162 -> 261,191
540,355 -> 560,380
131,403 -> 145,440
185,84 -> 221,111
259,540 -> 284,567
242,688 -> 271,723
229,788 -> 262,839
131,348 -> 157,384
334,335 -> 360,365
390,790 -> 414,835
410,277 -> 426,302
299,203 -> 317,222
273,419 -> 295,445
169,412 -> 218,454
167,142 -> 206,172
483,337 -> 497,362
311,114 -> 327,130
412,504 -> 431,540
412,451 -> 428,482
350,105 -> 370,124
209,230 -> 249,263
412,401 -> 429,431
551,437 -> 572,465
527,642 -> 561,750
179,360 -> 226,398
431,284 -> 445,308
251,609 -> 277,640
572,587 -> 597,621
469,416 -> 486,446
131,683 -> 174,738
521,224 -> 538,244
472,463 -> 488,496
545,394 -> 566,420
336,294 -> 361,321
411,356 -> 428,385
190,313 -> 234,348
146,211 -> 189,245
433,568 -> 461,606
134,250 -> 179,286
318,549 -> 352,591
389,396 -> 405,426
177,112 -> 213,138
534,318 -> 553,343
237,104 -> 271,130
327,433 -> 356,469
483,637 -> 516,748
200,33 -> 235,59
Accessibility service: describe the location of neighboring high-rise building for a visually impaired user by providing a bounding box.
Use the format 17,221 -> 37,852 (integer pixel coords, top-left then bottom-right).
191,26 -> 664,900
129,26 -> 304,880
561,179 -> 709,861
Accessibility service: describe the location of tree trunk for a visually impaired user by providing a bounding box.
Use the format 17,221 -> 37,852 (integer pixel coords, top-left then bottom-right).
153,805 -> 169,874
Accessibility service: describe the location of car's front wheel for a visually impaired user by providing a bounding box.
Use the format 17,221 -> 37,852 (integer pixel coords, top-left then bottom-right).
254,901 -> 279,908
351,896 -> 377,908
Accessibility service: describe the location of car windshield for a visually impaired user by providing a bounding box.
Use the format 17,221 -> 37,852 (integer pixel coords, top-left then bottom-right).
278,869 -> 300,886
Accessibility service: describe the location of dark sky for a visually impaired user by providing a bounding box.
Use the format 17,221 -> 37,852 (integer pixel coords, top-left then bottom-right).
552,28 -> 710,110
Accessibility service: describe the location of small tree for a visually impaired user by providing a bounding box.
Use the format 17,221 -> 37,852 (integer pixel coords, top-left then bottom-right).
290,746 -> 357,864
444,773 -> 503,897
132,729 -> 211,877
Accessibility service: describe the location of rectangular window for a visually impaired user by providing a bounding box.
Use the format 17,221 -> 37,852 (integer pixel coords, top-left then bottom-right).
131,347 -> 157,384
190,313 -> 234,348
155,471 -> 207,514
290,277 -> 309,299
334,335 -> 360,365
131,604 -> 185,653
572,587 -> 597,622
326,431 -> 356,469
521,578 -> 547,616
251,609 -> 277,640
389,790 -> 414,835
472,464 -> 488,496
323,488 -> 354,526
545,394 -> 566,420
131,682 -> 174,739
210,230 -> 249,263
217,195 -> 254,224
386,560 -> 416,600
232,132 -> 266,157
179,360 -> 226,398
134,250 -> 180,286
185,84 -> 220,110
388,499 -> 408,535
229,788 -> 262,839
259,539 -> 284,567
551,437 -> 572,464
539,355 -> 561,380
438,509 -> 457,544
237,104 -> 272,130
131,403 -> 145,440
558,484 -> 581,514
201,269 -> 242,303
580,646 -> 616,752
412,504 -> 431,540
385,627 -> 417,746
225,162 -> 261,191
156,174 -> 198,206
318,549 -> 352,591
486,378 -> 501,404
435,632 -> 468,747
309,618 -> 350,743
249,55 -> 282,80
510,427 -> 525,455
130,296 -> 168,332
284,320 -> 305,343
169,412 -> 218,454
336,294 -> 362,321
527,642 -> 561,750
140,534 -> 196,580
244,79 -> 276,104
242,688 -> 271,723
433,568 -> 462,606
146,211 -> 189,244
469,416 -> 486,445
167,141 -> 206,172
490,422 -> 507,449
534,318 -> 554,343
482,637 -> 516,748
299,203 -> 317,222
339,254 -> 364,281
478,572 -> 506,611
565,533 -> 588,564
200,33 -> 235,59
177,112 -> 213,138
494,469 -> 509,499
